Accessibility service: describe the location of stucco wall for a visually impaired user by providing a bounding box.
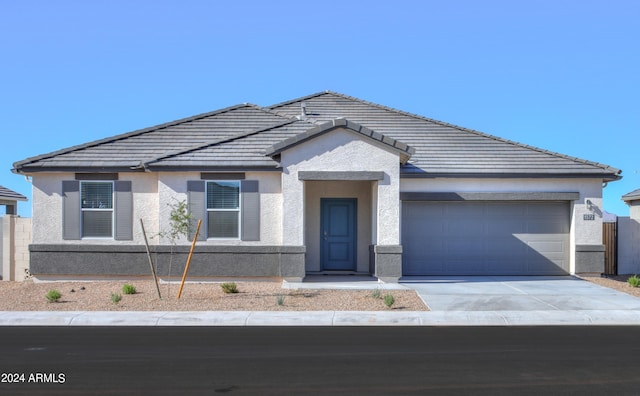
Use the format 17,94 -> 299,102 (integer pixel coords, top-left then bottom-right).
32,172 -> 158,245
280,128 -> 401,247
618,201 -> 640,274
304,181 -> 373,272
158,171 -> 282,246
400,177 -> 605,273
33,171 -> 282,246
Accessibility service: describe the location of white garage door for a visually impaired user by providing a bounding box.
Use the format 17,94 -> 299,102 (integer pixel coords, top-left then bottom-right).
402,201 -> 570,276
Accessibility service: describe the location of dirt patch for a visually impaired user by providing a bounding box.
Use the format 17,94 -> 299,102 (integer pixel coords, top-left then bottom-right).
0,280 -> 428,311
583,275 -> 640,298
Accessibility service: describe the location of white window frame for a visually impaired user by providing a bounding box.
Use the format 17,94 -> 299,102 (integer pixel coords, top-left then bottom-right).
206,180 -> 242,240
80,180 -> 115,239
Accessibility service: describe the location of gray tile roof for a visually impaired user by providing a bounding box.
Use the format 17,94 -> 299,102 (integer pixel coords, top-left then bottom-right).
0,185 -> 27,201
269,91 -> 622,179
13,104 -> 288,172
12,91 -> 622,180
622,189 -> 640,202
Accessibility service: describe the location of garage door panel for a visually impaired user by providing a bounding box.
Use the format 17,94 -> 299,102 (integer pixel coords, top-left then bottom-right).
527,221 -> 567,234
402,201 -> 570,276
448,220 -> 485,236
487,220 -> 527,235
527,240 -> 565,254
445,202 -> 485,216
486,203 -> 526,216
487,238 -> 527,255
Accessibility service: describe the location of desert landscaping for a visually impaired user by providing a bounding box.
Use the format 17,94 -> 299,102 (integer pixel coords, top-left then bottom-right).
0,279 -> 428,312
0,275 -> 638,312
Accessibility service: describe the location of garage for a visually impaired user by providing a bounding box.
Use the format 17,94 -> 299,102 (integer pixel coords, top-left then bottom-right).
401,200 -> 570,276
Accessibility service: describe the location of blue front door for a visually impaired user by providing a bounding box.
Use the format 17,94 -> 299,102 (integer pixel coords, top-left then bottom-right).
320,198 -> 357,271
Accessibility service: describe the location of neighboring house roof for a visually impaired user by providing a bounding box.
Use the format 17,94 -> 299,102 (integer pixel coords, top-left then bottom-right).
0,185 -> 27,201
622,189 -> 640,202
12,91 -> 622,180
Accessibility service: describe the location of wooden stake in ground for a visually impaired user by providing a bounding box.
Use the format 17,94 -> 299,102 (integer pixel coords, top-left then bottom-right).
177,219 -> 202,299
140,219 -> 162,299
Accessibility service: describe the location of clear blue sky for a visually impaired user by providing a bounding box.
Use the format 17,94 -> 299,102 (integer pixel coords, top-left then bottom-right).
2,1 -> 638,217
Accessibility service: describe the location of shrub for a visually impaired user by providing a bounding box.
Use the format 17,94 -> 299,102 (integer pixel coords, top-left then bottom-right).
383,294 -> 395,308
122,284 -> 137,295
45,290 -> 62,303
276,295 -> 285,306
628,275 -> 640,288
111,292 -> 122,304
221,282 -> 239,294
371,289 -> 381,299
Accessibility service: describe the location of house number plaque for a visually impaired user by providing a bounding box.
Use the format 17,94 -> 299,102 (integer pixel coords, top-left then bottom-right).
583,214 -> 595,221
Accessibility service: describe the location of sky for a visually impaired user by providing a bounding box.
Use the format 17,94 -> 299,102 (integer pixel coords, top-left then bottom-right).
1,0 -> 638,217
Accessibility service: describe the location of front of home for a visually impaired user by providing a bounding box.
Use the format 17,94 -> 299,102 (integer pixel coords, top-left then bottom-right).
12,92 -> 621,281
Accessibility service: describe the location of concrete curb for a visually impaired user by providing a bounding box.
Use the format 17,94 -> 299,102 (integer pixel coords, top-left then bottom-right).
1,310 -> 640,326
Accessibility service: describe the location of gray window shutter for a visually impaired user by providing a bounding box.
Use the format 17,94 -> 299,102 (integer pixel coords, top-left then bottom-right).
187,180 -> 206,241
114,181 -> 133,240
62,180 -> 81,240
241,180 -> 260,241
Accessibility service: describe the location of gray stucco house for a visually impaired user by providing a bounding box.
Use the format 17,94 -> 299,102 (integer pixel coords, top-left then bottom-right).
12,91 -> 621,281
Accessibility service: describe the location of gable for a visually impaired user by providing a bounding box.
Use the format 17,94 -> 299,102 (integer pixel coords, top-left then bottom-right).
264,118 -> 414,164
277,127 -> 405,173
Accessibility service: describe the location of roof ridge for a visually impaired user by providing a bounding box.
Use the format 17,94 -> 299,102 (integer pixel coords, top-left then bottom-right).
12,103 -> 284,172
145,118 -> 305,166
285,91 -> 621,175
267,91 -> 331,110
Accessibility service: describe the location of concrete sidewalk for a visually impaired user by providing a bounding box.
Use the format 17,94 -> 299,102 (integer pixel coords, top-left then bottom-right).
2,310 -> 640,326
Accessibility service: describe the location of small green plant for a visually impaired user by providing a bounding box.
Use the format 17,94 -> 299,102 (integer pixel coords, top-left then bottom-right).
276,295 -> 285,306
45,290 -> 62,303
371,289 -> 381,299
122,284 -> 137,295
628,275 -> 640,288
111,292 -> 122,304
383,294 -> 395,308
221,282 -> 239,294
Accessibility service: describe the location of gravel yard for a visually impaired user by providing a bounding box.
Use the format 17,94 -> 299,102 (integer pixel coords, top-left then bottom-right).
0,279 -> 428,311
583,275 -> 640,298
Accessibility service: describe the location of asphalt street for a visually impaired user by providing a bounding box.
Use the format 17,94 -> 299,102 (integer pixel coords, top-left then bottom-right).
1,326 -> 640,395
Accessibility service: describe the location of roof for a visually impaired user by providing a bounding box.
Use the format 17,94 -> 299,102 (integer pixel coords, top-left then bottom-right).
622,189 -> 640,202
0,185 -> 27,201
12,91 -> 622,180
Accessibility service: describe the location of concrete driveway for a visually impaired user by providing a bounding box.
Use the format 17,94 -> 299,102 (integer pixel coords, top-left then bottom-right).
401,276 -> 640,311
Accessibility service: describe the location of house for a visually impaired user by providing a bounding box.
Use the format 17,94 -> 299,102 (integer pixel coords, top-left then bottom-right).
618,189 -> 640,274
12,91 -> 621,281
0,185 -> 27,215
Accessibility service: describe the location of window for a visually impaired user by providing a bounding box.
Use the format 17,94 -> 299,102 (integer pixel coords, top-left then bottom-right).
206,181 -> 241,239
81,181 -> 114,238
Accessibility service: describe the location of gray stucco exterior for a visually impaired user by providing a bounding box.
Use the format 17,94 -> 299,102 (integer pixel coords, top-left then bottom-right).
30,244 -> 305,279
13,91 -> 622,281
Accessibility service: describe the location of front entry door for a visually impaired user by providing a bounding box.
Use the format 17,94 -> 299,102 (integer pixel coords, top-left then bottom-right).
320,198 -> 357,271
